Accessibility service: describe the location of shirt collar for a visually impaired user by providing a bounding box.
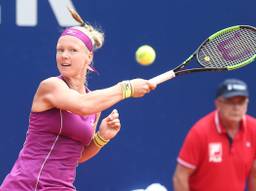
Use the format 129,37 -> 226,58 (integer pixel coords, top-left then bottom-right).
214,110 -> 246,134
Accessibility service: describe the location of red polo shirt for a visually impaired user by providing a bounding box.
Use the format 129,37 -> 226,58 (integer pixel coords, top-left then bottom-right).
178,110 -> 256,191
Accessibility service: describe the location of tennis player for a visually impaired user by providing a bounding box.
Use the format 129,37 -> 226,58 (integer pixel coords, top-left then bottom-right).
0,9 -> 156,191
173,78 -> 256,191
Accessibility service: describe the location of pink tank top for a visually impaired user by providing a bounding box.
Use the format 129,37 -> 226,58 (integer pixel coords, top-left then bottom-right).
1,103 -> 96,191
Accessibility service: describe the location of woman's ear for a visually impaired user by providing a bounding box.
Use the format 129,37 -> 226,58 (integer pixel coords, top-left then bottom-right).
88,51 -> 93,61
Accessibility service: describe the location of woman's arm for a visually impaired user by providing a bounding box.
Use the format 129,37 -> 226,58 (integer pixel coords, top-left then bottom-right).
78,139 -> 101,163
32,77 -> 156,115
79,109 -> 121,163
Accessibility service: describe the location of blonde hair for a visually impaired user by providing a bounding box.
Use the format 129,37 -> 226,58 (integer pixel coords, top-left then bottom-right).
68,8 -> 104,51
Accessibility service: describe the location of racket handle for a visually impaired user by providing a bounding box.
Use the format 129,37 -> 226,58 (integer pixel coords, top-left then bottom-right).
149,70 -> 176,85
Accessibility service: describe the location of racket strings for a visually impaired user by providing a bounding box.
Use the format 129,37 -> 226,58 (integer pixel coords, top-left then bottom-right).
197,28 -> 256,68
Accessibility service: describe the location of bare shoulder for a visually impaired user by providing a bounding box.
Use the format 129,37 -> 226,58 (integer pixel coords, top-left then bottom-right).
32,77 -> 67,112
36,77 -> 71,95
39,77 -> 66,90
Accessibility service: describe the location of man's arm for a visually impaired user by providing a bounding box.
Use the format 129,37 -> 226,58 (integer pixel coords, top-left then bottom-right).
173,163 -> 195,191
248,160 -> 256,191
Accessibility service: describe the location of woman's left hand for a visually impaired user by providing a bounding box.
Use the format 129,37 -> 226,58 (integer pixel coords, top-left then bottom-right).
98,109 -> 121,140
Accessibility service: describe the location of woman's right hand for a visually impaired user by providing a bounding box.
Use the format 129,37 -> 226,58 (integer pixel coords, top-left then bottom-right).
130,78 -> 157,97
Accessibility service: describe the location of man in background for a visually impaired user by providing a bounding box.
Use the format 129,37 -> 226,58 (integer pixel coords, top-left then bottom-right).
173,78 -> 256,191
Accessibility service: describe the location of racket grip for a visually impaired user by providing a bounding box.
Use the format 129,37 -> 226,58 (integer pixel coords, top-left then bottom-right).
149,70 -> 176,85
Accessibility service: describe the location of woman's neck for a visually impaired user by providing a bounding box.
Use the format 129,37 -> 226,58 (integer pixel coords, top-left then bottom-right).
62,76 -> 86,94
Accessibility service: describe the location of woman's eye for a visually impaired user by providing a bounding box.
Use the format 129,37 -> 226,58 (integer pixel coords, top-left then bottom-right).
56,49 -> 64,53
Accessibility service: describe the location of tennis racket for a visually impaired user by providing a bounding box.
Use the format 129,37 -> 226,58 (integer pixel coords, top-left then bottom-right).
149,25 -> 256,85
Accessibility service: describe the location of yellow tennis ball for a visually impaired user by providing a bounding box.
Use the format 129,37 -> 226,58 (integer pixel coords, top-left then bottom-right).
135,45 -> 156,65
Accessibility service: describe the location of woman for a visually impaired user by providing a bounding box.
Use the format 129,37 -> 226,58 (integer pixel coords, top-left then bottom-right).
0,9 -> 156,191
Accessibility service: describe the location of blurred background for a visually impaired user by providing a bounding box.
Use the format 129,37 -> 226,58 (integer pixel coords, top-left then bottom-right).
0,0 -> 255,190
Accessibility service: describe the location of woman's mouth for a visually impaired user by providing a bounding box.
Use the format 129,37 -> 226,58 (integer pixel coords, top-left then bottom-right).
61,63 -> 71,67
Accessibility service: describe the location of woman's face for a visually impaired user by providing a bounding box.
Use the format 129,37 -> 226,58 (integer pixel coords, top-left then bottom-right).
56,35 -> 93,78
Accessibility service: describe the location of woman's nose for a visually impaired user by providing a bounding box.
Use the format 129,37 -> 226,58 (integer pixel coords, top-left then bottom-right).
59,51 -> 70,59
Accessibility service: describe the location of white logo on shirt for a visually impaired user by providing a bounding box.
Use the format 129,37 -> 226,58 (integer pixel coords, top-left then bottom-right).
209,143 -> 222,162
